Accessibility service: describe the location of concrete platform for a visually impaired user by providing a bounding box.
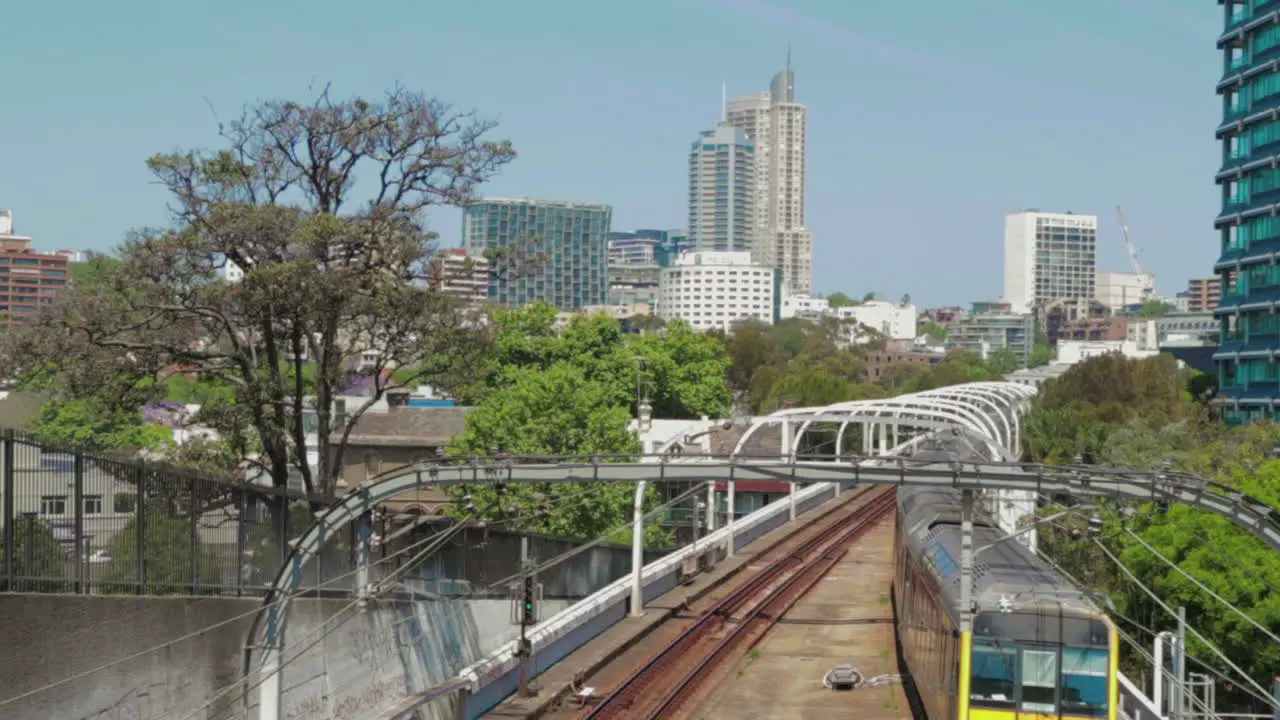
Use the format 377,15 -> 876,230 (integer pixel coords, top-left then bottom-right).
480,489 -> 873,719
690,517 -> 911,720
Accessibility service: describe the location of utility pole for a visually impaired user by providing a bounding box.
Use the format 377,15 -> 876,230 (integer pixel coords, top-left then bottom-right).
1177,606 -> 1188,720
517,537 -> 536,698
1271,675 -> 1279,720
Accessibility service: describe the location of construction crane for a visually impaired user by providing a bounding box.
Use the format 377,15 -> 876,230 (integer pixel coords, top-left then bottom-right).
1115,205 -> 1154,303
1115,205 -> 1143,276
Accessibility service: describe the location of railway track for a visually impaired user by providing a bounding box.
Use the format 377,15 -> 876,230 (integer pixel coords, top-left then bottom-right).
579,485 -> 897,720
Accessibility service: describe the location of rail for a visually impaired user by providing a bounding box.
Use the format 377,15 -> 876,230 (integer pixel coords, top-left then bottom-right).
582,486 -> 897,719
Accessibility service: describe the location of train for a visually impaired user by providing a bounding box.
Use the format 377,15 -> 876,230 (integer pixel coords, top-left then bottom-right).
892,434 -> 1120,720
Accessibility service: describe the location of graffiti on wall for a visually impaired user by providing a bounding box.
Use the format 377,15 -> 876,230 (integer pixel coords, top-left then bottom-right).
79,679 -> 195,720
282,676 -> 408,720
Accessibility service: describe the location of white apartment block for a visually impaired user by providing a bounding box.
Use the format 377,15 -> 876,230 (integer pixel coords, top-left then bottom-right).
223,259 -> 244,283
688,123 -> 756,254
780,295 -> 918,345
1095,270 -> 1154,310
726,60 -> 813,296
659,251 -> 778,332
1004,210 -> 1098,313
428,249 -> 490,305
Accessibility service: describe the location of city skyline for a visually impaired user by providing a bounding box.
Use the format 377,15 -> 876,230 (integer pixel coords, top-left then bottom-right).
0,1 -> 1222,307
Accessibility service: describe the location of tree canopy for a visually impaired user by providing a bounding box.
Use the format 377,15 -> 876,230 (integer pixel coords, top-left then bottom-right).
0,86 -> 517,497
442,304 -> 728,544
1025,353 -> 1280,702
714,318 -> 1008,414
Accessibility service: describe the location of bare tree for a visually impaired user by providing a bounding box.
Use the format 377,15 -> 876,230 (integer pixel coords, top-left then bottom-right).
0,86 -> 519,497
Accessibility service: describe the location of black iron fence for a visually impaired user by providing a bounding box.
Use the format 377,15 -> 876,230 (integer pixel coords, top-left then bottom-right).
0,429 -> 353,596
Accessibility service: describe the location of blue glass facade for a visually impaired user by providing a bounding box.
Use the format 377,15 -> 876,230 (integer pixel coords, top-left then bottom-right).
607,229 -> 689,267
1214,0 -> 1280,423
462,198 -> 612,310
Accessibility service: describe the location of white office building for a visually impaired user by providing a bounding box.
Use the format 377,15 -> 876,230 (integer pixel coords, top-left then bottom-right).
659,251 -> 778,332
1095,270 -> 1154,310
1003,210 -> 1098,312
688,123 -> 757,254
779,295 -> 918,344
726,56 -> 813,296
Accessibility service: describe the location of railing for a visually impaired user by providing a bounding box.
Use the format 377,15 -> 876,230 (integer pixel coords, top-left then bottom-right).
0,429 -> 344,596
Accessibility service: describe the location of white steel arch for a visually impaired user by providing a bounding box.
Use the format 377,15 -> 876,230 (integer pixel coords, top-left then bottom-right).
731,381 -> 1037,461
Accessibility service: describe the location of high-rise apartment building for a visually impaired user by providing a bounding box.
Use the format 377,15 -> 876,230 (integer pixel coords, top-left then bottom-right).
1185,277 -> 1221,313
0,210 -> 69,324
1003,210 -> 1098,313
1215,3 -> 1280,422
688,123 -> 756,254
726,56 -> 813,295
462,198 -> 611,310
428,248 -> 490,306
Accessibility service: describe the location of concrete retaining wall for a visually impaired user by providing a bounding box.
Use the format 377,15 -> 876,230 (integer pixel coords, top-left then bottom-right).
0,593 -> 568,720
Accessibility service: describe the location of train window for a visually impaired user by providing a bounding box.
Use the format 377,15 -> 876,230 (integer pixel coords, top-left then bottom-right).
1061,648 -> 1110,718
1019,649 -> 1058,713
970,639 -> 1017,708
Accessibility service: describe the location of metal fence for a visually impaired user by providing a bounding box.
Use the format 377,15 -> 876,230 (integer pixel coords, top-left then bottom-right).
0,429 -> 353,596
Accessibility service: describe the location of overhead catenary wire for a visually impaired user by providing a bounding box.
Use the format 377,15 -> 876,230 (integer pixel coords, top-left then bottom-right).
0,478 -> 618,713
176,513 -> 478,720
0,512 -> 467,711
1036,534 -> 1270,710
180,479 -> 690,719
477,481 -> 708,594
1032,496 -> 1277,709
1121,527 -> 1280,646
1091,537 -> 1279,709
1184,527 -> 1280,596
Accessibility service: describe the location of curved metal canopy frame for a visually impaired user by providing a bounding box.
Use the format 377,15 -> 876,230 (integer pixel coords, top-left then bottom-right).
736,381 -> 1036,460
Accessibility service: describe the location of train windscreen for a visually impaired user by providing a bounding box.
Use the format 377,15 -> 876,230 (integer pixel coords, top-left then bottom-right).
970,639 -> 1110,718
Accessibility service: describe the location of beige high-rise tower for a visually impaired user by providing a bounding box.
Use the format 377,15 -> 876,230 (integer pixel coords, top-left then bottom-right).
726,51 -> 813,296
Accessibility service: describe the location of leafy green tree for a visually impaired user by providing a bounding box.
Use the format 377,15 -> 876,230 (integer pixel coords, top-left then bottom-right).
719,320 -> 785,393
764,365 -> 853,410
463,303 -> 731,420
1024,354 -> 1280,699
28,398 -> 172,453
1136,300 -> 1176,317
1029,342 -> 1054,368
102,508 -> 223,594
448,363 -> 671,545
919,321 -> 947,343
67,254 -> 121,289
827,292 -> 857,308
1,515 -> 69,592
0,86 -> 516,499
987,347 -> 1023,375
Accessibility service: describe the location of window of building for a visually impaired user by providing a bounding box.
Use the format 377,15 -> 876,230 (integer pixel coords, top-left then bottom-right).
40,495 -> 67,515
114,493 -> 136,513
83,495 -> 103,515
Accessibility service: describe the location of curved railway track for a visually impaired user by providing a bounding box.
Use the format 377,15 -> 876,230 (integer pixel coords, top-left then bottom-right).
579,485 -> 897,720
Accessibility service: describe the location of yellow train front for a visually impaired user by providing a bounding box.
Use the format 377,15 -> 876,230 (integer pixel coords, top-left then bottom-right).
894,486 -> 1119,720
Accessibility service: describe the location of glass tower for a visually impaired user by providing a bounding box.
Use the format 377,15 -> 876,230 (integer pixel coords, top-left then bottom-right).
462,198 -> 612,310
688,123 -> 756,254
1215,1 -> 1280,424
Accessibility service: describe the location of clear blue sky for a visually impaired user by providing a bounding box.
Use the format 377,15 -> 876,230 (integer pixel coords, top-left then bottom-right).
0,0 -> 1221,307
